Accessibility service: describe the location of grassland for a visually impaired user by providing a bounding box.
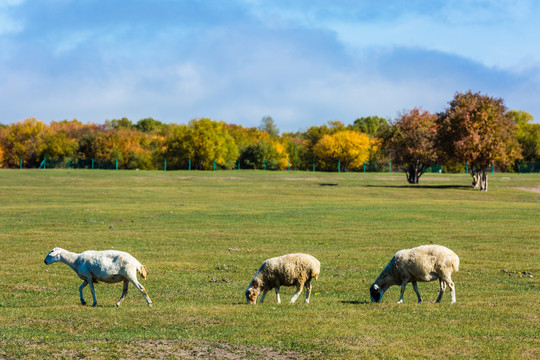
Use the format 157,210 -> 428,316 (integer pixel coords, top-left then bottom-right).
0,169 -> 538,359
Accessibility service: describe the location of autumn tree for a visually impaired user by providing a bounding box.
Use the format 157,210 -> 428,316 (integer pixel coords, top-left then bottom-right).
0,118 -> 46,167
164,118 -> 238,170
313,130 -> 373,171
437,91 -> 521,191
382,108 -> 438,184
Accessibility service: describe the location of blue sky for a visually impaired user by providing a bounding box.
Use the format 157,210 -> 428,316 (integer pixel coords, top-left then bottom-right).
1,0 -> 539,132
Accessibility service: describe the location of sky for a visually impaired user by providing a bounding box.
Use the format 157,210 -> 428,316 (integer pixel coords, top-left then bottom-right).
1,0 -> 539,132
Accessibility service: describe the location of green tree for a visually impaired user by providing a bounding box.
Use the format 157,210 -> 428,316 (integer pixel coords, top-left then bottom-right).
508,110 -> 539,163
136,118 -> 164,133
437,91 -> 521,191
259,116 -> 279,138
164,118 -> 239,170
239,140 -> 280,169
352,116 -> 389,136
105,117 -> 133,130
382,108 -> 438,184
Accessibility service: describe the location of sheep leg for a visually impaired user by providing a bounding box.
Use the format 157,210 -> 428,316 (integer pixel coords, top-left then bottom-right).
79,280 -> 88,305
447,277 -> 456,304
397,282 -> 407,303
275,287 -> 281,304
87,278 -> 98,307
129,279 -> 152,306
289,283 -> 304,304
259,290 -> 269,303
115,280 -> 129,307
304,280 -> 312,304
412,281 -> 423,303
435,279 -> 447,303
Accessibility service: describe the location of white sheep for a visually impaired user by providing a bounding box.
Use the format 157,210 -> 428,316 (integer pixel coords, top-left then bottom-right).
245,253 -> 320,304
369,245 -> 459,304
44,247 -> 152,307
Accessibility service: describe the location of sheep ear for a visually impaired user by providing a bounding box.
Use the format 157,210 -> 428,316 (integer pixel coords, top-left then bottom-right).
252,279 -> 259,289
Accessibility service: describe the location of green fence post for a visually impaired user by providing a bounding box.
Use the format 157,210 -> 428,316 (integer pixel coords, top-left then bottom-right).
288,160 -> 291,171
338,160 -> 341,173
116,158 -> 118,171
466,163 -> 468,174
263,160 -> 266,170
213,160 -> 216,171
492,164 -> 494,174
312,158 -> 315,172
92,158 -> 94,170
363,161 -> 366,173
389,160 -> 391,173
20,157 -> 22,169
238,160 -> 240,170
164,159 -> 167,171
68,158 -> 71,169
189,159 -> 191,171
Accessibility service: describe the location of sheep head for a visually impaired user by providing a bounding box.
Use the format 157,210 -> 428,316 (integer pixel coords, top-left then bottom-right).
370,283 -> 384,303
245,279 -> 261,304
44,248 -> 64,265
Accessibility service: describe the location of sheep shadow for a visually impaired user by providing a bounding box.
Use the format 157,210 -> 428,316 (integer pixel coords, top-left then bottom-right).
364,185 -> 471,190
319,183 -> 339,186
341,300 -> 370,305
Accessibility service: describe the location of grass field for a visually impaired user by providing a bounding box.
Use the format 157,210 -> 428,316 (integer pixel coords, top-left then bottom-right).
0,169 -> 538,359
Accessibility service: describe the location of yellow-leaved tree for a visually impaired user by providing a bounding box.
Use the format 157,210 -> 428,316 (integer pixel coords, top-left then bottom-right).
313,130 -> 373,171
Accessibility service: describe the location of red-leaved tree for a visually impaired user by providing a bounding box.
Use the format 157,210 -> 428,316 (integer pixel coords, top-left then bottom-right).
437,91 -> 521,191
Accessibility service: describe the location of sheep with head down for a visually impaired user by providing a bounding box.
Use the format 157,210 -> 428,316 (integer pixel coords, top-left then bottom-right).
370,245 -> 459,304
245,253 -> 320,304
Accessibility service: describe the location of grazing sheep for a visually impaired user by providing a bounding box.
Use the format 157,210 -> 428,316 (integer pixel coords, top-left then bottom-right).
245,253 -> 320,304
44,247 -> 152,307
370,245 -> 459,304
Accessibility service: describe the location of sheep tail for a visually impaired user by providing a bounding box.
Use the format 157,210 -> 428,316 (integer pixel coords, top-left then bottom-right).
139,265 -> 148,280
453,257 -> 460,273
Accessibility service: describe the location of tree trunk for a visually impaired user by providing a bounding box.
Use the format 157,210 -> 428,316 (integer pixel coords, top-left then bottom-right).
471,165 -> 480,189
471,165 -> 489,191
480,170 -> 488,191
406,163 -> 420,184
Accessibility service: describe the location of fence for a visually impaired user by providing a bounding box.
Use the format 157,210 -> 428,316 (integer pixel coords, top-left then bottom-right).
13,157 -> 540,173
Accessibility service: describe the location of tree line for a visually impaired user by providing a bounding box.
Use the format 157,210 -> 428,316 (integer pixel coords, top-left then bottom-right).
1,91 -> 539,190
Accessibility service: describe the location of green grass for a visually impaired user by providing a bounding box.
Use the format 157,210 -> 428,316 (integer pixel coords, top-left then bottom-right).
0,170 -> 538,359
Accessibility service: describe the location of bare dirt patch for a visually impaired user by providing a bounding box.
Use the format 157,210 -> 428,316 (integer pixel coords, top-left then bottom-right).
515,186 -> 540,193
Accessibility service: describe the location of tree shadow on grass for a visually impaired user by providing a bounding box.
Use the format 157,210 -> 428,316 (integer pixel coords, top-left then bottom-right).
364,184 -> 471,190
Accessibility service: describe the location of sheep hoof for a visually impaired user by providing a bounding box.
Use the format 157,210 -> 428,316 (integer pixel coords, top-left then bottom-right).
397,300 -> 403,304
91,303 -> 97,307
148,303 -> 152,307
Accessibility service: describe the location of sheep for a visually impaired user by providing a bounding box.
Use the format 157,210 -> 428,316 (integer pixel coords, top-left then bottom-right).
245,253 -> 320,304
44,247 -> 152,307
369,245 -> 459,304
